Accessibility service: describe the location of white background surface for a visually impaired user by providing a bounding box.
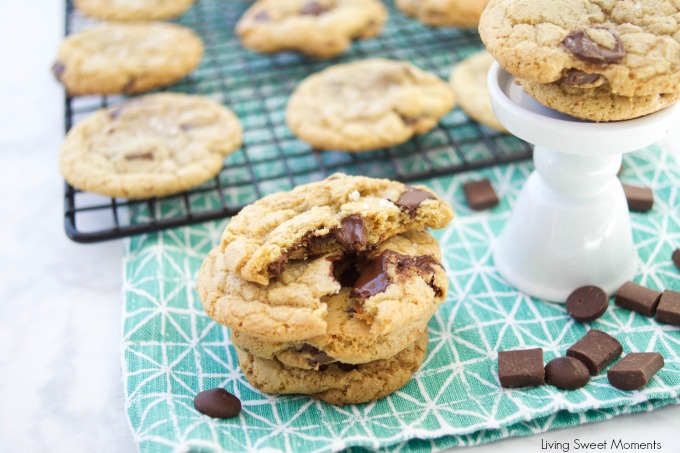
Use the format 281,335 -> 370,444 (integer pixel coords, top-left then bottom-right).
0,1 -> 678,452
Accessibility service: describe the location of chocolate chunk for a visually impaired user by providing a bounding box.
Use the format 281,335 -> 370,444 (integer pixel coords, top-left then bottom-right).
254,10 -> 269,21
300,1 -> 330,16
351,250 -> 442,299
672,248 -> 680,271
607,352 -> 664,391
463,179 -> 499,211
566,286 -> 609,322
299,344 -> 334,366
318,364 -> 329,371
334,215 -> 367,250
622,184 -> 654,212
395,186 -> 435,217
351,251 -> 393,298
193,388 -> 241,419
562,69 -> 604,87
656,290 -> 680,326
566,329 -> 622,375
545,357 -> 590,390
125,152 -> 154,161
267,252 -> 289,277
615,281 -> 661,317
498,348 -> 545,388
122,77 -> 137,94
562,28 -> 625,64
51,61 -> 65,81
338,363 -> 359,372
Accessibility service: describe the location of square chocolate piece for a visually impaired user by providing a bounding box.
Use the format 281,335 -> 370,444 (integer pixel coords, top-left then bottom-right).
656,290 -> 680,326
498,348 -> 544,388
607,352 -> 664,391
614,281 -> 661,317
463,179 -> 499,211
566,329 -> 622,375
622,184 -> 654,212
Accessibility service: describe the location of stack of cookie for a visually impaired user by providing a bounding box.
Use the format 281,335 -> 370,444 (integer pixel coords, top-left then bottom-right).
480,0 -> 680,122
197,174 -> 454,405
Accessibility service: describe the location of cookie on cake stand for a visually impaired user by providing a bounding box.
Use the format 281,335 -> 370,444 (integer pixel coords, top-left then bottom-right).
487,63 -> 680,302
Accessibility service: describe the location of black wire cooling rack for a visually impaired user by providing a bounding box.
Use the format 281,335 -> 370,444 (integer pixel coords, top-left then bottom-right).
62,0 -> 533,243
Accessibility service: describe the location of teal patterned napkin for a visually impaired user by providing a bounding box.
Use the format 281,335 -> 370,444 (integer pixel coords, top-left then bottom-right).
122,145 -> 680,452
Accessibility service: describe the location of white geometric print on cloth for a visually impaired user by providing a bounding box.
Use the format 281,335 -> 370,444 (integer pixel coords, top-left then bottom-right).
122,145 -> 680,452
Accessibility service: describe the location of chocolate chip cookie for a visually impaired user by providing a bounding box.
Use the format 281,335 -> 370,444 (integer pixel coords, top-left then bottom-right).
235,332 -> 429,405
218,173 -> 454,285
286,59 -> 455,151
60,93 -> 242,199
236,0 -> 388,58
198,230 -> 448,343
397,0 -> 489,28
52,22 -> 203,95
450,50 -> 507,132
74,0 -> 196,21
480,0 -> 680,97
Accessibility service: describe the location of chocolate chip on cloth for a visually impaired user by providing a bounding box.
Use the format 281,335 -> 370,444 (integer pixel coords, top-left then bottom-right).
479,0 -> 680,98
545,357 -> 590,390
498,348 -> 545,388
607,352 -> 664,391
614,281 -> 661,317
194,388 -> 241,419
656,290 -> 680,327
673,248 -> 680,271
286,59 -> 455,151
565,286 -> 609,322
567,329 -> 622,375
236,0 -> 388,58
623,184 -> 655,212
218,174 -> 453,285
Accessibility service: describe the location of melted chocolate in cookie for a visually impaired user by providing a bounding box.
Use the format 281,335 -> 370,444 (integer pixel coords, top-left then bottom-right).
125,151 -> 154,161
562,69 -> 604,87
395,186 -> 435,217
300,344 -> 334,367
562,29 -> 625,64
334,215 -> 367,250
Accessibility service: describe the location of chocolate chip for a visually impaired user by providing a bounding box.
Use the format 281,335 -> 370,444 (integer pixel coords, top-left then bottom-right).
51,61 -> 65,81
673,249 -> 680,271
334,215 -> 367,250
338,363 -> 359,372
300,1 -> 330,16
125,152 -> 154,161
498,348 -> 545,388
545,357 -> 590,390
351,251 -> 393,298
562,69 -> 604,87
254,10 -> 269,21
607,352 -> 664,391
562,28 -> 625,64
318,364 -> 329,371
565,286 -> 609,322
615,281 -> 661,317
656,290 -> 680,326
122,77 -> 137,94
267,253 -> 289,277
351,250 -> 442,299
299,344 -> 334,366
566,329 -> 622,375
194,388 -> 241,419
395,186 -> 435,217
463,179 -> 499,211
622,184 -> 654,212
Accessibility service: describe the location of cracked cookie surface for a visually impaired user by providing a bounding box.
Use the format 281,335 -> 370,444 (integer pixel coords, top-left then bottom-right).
235,332 -> 428,405
396,0 -> 489,28
219,173 -> 454,285
479,0 -> 680,97
450,50 -> 507,132
52,22 -> 203,95
60,93 -> 242,199
236,0 -> 387,58
286,59 -> 455,151
74,0 -> 196,21
198,230 -> 448,343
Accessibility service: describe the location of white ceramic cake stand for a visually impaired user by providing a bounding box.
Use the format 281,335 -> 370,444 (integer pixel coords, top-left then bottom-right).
487,63 -> 680,302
